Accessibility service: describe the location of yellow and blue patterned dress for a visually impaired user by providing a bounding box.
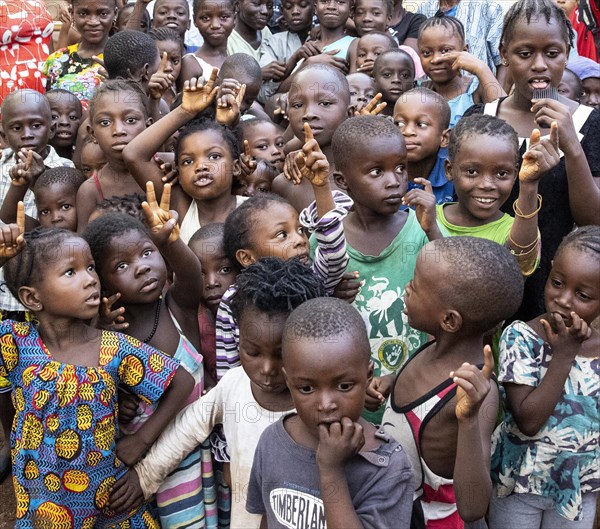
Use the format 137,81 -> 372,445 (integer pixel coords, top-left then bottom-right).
0,320 -> 180,528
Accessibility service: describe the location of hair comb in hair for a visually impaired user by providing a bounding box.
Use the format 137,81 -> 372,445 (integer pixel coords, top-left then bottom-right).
532,87 -> 559,101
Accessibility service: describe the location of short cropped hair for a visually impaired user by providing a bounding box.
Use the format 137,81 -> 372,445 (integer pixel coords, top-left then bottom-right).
104,30 -> 159,80
397,87 -> 451,129
291,64 -> 350,104
189,222 -> 225,247
217,53 -> 262,85
33,167 -> 86,195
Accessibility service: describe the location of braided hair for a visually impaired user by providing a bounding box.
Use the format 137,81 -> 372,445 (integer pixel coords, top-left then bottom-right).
418,14 -> 466,45
555,226 -> 600,261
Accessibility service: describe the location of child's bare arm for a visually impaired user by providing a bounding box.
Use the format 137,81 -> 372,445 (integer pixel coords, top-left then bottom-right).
531,98 -> 600,225
123,74 -> 218,201
317,418 -> 366,529
452,345 -> 497,522
509,122 -> 560,275
0,202 -> 26,268
116,366 -> 194,466
505,312 -> 591,437
142,181 -> 203,312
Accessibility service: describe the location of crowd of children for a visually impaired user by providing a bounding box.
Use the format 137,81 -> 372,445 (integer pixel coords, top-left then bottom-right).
0,0 -> 598,527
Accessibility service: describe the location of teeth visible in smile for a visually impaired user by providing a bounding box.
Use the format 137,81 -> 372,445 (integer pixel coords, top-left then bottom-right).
474,197 -> 494,204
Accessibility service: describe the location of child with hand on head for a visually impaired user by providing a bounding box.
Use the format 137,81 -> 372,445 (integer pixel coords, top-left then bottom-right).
272,64 -> 351,212
76,80 -> 153,232
109,258 -> 325,528
148,27 -> 185,108
394,87 -> 454,205
85,182 -> 214,528
373,48 -> 415,116
0,89 -> 74,319
178,0 -> 236,91
380,236 -> 524,528
438,114 -> 561,277
489,226 -> 600,528
328,115 -> 443,425
47,89 -> 83,161
43,0 -> 115,109
0,205 -> 194,528
418,15 -> 505,126
216,121 -> 352,378
247,297 -> 414,528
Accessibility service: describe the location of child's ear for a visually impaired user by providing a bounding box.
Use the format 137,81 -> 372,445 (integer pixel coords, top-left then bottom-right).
499,44 -> 507,67
367,359 -> 374,382
235,248 -> 256,268
463,43 -> 469,53
18,287 -> 42,313
444,159 -> 453,181
232,159 -> 242,178
48,121 -> 57,140
333,171 -> 349,191
440,128 -> 450,149
87,123 -> 96,142
346,104 -> 355,118
441,309 -> 462,333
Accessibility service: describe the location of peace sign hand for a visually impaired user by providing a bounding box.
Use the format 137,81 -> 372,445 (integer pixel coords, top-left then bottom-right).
239,139 -> 257,177
182,71 -> 219,116
141,181 -> 180,246
148,52 -> 175,101
0,201 -> 26,261
452,344 -> 494,421
355,93 -> 387,116
519,121 -> 560,182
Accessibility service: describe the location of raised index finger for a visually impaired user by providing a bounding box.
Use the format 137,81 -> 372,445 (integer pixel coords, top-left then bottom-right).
529,128 -> 541,146
549,121 -> 559,149
205,67 -> 219,90
243,139 -> 251,157
158,51 -> 168,73
16,201 -> 25,235
24,149 -> 33,171
303,122 -> 314,143
481,344 -> 494,380
159,183 -> 172,211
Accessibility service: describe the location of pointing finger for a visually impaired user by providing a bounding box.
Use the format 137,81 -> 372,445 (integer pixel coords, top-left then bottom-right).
24,150 -> 33,171
529,128 -> 541,146
158,51 -> 168,74
16,201 -> 25,235
549,121 -> 559,149
236,84 -> 247,106
482,344 -> 494,380
244,139 -> 251,158
303,122 -> 314,143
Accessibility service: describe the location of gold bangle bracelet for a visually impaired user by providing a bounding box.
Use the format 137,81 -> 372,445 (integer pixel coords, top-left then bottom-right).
508,234 -> 539,250
513,194 -> 542,219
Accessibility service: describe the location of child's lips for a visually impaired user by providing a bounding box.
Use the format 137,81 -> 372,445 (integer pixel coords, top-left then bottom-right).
140,278 -> 159,293
194,175 -> 214,187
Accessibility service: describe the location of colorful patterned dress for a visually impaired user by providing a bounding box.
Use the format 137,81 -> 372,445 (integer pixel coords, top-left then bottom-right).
0,320 -> 180,528
43,44 -> 104,111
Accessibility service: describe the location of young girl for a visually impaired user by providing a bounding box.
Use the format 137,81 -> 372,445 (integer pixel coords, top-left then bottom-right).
84,183 -> 217,528
76,80 -> 151,232
123,74 -> 247,245
437,114 -> 561,277
108,257 -> 326,529
178,0 -> 236,91
0,207 -> 193,528
490,226 -> 600,528
148,27 -> 184,108
418,15 -> 505,126
216,123 -> 352,379
43,0 -> 116,110
465,0 -> 600,322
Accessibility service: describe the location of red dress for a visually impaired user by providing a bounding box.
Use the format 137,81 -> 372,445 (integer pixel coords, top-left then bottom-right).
0,0 -> 53,105
570,6 -> 599,62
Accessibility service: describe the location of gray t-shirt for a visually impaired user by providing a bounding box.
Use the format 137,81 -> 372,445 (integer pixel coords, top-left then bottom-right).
246,415 -> 414,529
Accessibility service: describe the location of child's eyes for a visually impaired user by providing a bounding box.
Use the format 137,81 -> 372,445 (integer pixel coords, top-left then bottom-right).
116,262 -> 128,271
369,168 -> 383,177
70,115 -> 80,121
258,186 -> 269,193
395,119 -> 406,128
550,278 -> 562,288
181,157 -> 193,165
518,51 -> 532,59
577,291 -> 592,301
64,268 -> 75,277
209,153 -> 222,160
125,117 -> 138,124
319,100 -> 332,107
87,264 -> 96,273
61,204 -> 73,211
39,209 -> 49,216
297,385 -> 313,394
219,266 -> 232,274
395,164 -> 406,174
275,230 -> 288,239
142,249 -> 153,257
255,143 -> 268,150
421,50 -> 431,57
172,59 -> 181,65
98,119 -> 111,127
51,113 -> 59,121
337,382 -> 354,391
290,102 -> 302,109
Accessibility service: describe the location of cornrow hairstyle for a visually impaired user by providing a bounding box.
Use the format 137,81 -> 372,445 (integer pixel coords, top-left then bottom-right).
103,30 -> 160,81
89,79 -> 150,119
373,48 -> 415,76
83,212 -> 150,276
358,30 -> 399,50
229,257 -> 326,322
92,193 -> 146,224
554,225 -> 600,261
193,0 -> 235,16
398,87 -> 451,129
332,115 -> 404,172
448,114 -> 519,163
148,27 -> 184,48
33,167 -> 86,195
174,117 -> 240,165
418,14 -> 465,45
282,297 -> 370,359
223,193 -> 291,270
427,236 -> 524,331
3,228 -> 76,302
500,0 -> 574,50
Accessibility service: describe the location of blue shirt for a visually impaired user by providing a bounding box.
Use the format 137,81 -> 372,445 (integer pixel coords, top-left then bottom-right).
407,147 -> 455,205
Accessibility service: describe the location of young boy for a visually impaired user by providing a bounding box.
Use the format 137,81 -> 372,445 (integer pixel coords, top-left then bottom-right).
46,89 -> 83,160
347,72 -> 376,113
324,115 -> 443,426
0,89 -> 74,318
247,297 -> 414,528
272,64 -> 351,212
568,55 -> 600,109
394,87 -> 454,205
380,236 -> 524,527
373,48 -> 415,116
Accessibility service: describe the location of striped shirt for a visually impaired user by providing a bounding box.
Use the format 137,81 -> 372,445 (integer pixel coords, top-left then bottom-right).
215,191 -> 353,380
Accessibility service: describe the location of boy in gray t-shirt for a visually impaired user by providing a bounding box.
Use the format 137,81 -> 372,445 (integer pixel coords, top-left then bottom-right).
246,298 -> 414,529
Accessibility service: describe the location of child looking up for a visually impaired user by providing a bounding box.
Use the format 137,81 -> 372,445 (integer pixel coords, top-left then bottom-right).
43,0 -> 115,109
76,80 -> 152,232
393,87 -> 454,205
178,0 -> 236,90
490,226 -> 600,528
247,297 -> 414,528
47,89 -> 83,160
272,64 -> 351,212
381,236 -> 524,528
418,15 -> 505,126
110,258 -> 326,529
329,115 -> 442,424
0,89 -> 74,318
0,214 -> 194,527
439,114 -> 560,277
373,48 -> 415,115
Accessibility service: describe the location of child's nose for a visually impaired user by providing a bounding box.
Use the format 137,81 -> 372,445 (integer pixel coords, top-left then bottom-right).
206,271 -> 221,288
531,52 -> 548,72
317,391 -> 338,413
